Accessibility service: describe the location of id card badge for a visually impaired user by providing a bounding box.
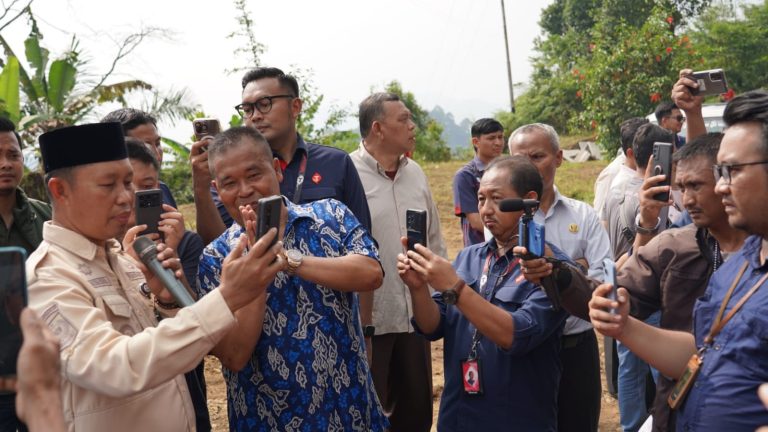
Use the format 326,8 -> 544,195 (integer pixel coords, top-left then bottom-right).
668,353 -> 702,410
461,358 -> 483,395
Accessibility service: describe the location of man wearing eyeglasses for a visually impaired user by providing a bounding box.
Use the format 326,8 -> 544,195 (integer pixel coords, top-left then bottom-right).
190,67 -> 371,246
590,90 -> 768,431
655,101 -> 686,149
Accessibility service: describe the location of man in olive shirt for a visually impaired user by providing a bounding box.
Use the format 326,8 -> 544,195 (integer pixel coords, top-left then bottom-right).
351,92 -> 447,431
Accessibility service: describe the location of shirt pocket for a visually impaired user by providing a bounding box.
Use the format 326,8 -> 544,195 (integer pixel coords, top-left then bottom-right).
493,281 -> 527,312
728,308 -> 768,377
101,294 -> 137,335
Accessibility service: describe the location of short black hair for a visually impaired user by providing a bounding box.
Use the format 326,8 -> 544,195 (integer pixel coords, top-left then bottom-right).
101,108 -> 157,133
619,117 -> 649,153
485,155 -> 544,199
632,123 -> 675,169
722,90 -> 768,159
0,116 -> 22,149
207,126 -> 272,176
125,137 -> 160,172
241,67 -> 299,97
471,118 -> 504,138
654,101 -> 678,123
358,92 -> 401,138
673,132 -> 722,164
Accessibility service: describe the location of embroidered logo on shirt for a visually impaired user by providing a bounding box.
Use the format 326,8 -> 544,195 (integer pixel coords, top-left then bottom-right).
568,223 -> 579,233
41,303 -> 77,350
77,263 -> 92,276
311,172 -> 322,184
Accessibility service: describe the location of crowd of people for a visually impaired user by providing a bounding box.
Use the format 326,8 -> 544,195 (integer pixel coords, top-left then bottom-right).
0,64 -> 767,432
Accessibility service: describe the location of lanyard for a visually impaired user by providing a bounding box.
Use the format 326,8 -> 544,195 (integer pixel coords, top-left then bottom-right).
468,250 -> 520,359
703,261 -> 768,348
291,152 -> 308,204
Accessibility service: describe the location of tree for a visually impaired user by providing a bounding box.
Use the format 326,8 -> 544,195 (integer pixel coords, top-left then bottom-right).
384,80 -> 450,162
690,0 -> 768,93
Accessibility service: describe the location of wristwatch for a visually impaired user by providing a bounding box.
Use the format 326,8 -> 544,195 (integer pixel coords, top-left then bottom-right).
443,279 -> 466,306
285,249 -> 304,275
363,325 -> 376,338
634,214 -> 661,235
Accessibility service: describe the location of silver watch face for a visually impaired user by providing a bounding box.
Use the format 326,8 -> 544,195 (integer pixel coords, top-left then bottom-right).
287,249 -> 303,262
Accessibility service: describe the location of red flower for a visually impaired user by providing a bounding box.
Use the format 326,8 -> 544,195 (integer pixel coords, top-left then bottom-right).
650,92 -> 662,103
579,74 -> 585,81
666,47 -> 673,54
655,55 -> 662,62
576,90 -> 583,98
588,43 -> 596,52
572,68 -> 580,76
723,88 -> 735,101
666,16 -> 674,24
590,120 -> 597,129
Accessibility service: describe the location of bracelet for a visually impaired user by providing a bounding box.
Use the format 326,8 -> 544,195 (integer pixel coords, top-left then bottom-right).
634,214 -> 661,235
139,283 -> 151,299
154,296 -> 181,310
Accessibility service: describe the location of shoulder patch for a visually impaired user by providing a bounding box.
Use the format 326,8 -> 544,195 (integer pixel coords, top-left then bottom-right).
41,303 -> 78,350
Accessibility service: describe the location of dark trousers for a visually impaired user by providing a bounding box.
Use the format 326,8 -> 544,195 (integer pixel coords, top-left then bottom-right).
557,330 -> 602,432
184,360 -> 211,432
0,394 -> 26,432
371,332 -> 433,432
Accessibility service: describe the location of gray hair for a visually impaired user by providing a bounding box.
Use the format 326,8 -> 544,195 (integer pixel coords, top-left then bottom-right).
508,123 -> 560,152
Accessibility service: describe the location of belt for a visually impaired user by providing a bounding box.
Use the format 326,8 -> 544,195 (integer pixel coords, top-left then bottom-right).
561,329 -> 592,349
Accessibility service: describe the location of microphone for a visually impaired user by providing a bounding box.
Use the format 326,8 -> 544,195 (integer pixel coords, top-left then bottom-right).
133,236 -> 195,307
499,198 -> 540,213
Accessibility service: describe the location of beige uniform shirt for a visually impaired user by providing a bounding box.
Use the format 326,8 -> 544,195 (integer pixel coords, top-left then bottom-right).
27,222 -> 236,432
351,143 -> 447,334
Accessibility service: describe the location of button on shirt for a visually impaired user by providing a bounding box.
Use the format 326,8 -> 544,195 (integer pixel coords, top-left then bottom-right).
452,156 -> 486,246
213,134 -> 372,232
415,240 -> 568,432
535,187 -> 611,334
351,143 -> 447,335
198,199 -> 387,432
678,235 -> 768,431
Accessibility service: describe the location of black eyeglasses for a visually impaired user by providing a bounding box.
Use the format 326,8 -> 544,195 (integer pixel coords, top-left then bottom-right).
713,161 -> 768,184
669,115 -> 685,122
235,94 -> 294,118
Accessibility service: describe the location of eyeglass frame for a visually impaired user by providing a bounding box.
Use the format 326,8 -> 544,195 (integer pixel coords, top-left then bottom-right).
667,114 -> 686,122
712,160 -> 768,184
235,94 -> 295,118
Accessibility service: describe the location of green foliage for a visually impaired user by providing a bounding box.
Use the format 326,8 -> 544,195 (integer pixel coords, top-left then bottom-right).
384,80 -> 451,162
0,56 -> 20,122
578,5 -> 701,153
317,129 -> 360,153
161,159 -> 194,205
690,0 -> 768,92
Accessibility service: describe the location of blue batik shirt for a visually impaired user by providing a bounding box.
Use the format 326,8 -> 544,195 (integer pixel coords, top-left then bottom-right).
677,234 -> 768,431
197,198 -> 388,432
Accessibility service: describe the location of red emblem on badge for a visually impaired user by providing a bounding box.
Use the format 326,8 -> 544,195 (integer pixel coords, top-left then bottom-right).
312,172 -> 322,184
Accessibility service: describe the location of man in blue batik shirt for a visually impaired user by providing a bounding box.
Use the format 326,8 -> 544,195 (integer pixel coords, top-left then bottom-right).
590,90 -> 768,431
398,155 -> 569,431
197,127 -> 387,432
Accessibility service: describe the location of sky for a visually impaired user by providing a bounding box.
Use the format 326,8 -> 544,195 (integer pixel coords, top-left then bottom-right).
2,0 -> 554,143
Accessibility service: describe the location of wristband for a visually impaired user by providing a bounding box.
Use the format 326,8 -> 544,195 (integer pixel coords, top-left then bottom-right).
634,214 -> 661,235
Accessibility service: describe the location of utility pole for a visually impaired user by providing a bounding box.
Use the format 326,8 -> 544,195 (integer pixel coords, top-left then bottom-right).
500,0 -> 515,113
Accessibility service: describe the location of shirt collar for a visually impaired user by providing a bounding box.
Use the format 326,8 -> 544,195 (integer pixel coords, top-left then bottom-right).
356,141 -> 409,176
42,222 -> 121,261
470,156 -> 489,172
742,235 -> 768,269
276,133 -> 308,162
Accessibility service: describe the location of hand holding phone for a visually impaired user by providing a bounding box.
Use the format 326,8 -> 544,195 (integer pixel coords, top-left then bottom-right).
603,258 -> 619,315
192,118 -> 221,143
406,209 -> 427,251
651,142 -> 673,202
0,247 -> 28,383
686,69 -> 728,97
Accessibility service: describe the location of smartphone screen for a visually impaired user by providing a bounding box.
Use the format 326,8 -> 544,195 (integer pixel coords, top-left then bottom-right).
135,189 -> 164,238
406,209 -> 428,251
0,247 -> 28,379
257,195 -> 282,248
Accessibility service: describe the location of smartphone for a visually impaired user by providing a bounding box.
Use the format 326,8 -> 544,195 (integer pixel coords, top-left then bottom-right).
519,218 -> 546,258
651,142 -> 673,202
603,258 -> 619,315
0,247 -> 28,382
192,118 -> 221,142
687,69 -> 728,97
257,195 -> 282,248
406,209 -> 428,251
135,189 -> 164,238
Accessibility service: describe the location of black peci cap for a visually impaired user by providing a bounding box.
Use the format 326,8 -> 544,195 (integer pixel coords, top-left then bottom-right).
39,123 -> 127,173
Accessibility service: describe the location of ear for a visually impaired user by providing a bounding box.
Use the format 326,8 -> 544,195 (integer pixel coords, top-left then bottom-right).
371,120 -> 383,139
290,97 -> 303,120
524,190 -> 539,201
555,149 -> 564,168
471,136 -> 479,152
47,176 -> 69,203
273,157 -> 283,183
211,179 -> 219,194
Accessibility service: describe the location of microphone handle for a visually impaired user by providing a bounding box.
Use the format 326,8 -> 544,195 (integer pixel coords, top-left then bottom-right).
145,259 -> 195,307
